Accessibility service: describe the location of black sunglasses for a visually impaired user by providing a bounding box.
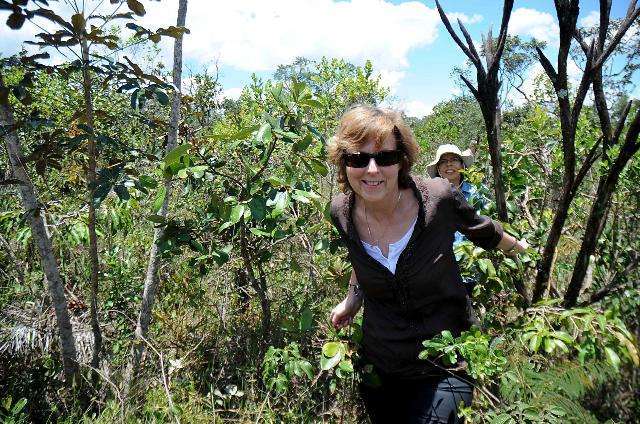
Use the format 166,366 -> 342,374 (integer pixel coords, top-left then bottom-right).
343,150 -> 402,168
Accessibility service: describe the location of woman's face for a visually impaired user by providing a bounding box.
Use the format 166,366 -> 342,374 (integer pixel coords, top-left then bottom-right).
437,153 -> 463,184
345,134 -> 400,203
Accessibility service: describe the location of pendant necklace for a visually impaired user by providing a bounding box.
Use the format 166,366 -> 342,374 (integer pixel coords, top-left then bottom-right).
364,190 -> 403,248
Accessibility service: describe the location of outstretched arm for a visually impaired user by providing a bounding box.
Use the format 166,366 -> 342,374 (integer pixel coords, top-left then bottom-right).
496,232 -> 528,256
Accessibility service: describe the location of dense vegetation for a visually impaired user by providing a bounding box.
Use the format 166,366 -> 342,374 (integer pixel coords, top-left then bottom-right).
1,1 -> 639,422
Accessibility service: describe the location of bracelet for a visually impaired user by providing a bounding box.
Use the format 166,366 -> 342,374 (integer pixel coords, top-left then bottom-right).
506,238 -> 518,253
349,281 -> 361,296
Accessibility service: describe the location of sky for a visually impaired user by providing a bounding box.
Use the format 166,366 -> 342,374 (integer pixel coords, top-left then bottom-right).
1,0 -> 639,118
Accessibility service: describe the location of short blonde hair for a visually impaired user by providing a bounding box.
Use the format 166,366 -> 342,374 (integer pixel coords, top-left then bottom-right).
328,105 -> 420,192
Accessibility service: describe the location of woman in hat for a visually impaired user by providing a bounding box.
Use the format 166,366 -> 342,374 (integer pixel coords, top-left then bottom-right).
327,106 -> 526,423
427,144 -> 488,219
427,144 -> 490,295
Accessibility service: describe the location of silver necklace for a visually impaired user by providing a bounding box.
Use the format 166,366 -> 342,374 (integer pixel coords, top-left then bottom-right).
364,190 -> 403,247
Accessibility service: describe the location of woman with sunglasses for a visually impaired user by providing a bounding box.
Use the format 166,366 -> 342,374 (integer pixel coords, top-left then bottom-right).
327,106 -> 525,423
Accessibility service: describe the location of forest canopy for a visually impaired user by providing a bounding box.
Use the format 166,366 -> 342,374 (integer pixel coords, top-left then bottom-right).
1,0 -> 639,422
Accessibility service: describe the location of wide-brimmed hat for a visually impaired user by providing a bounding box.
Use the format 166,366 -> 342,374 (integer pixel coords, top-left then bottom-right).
426,144 -> 474,178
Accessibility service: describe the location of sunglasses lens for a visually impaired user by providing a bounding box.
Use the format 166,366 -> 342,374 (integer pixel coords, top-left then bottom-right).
344,153 -> 370,168
375,151 -> 401,166
344,151 -> 402,168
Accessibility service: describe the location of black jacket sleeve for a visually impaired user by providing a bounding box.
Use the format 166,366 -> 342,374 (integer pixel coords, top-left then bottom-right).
450,183 -> 503,249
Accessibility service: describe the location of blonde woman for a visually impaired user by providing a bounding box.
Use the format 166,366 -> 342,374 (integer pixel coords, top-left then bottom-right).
327,106 -> 525,423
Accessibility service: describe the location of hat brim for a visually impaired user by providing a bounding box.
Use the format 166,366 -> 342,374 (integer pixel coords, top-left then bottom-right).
427,150 -> 474,178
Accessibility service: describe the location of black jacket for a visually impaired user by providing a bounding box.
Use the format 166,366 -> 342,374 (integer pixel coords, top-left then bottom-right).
330,176 -> 503,378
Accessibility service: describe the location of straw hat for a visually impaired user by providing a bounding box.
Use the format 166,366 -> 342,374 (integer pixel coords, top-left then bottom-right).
426,144 -> 474,178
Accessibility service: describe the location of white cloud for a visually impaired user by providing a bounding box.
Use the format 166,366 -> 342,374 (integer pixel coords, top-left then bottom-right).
579,10 -> 600,28
509,7 -> 558,44
378,69 -> 406,95
143,0 -> 440,76
446,12 -> 483,25
223,87 -> 243,100
1,1 -> 441,94
399,99 -> 433,118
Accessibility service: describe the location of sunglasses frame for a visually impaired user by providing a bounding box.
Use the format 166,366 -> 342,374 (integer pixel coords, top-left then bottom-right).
343,150 -> 403,168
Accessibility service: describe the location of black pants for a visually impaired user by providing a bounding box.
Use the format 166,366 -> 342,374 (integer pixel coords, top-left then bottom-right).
360,373 -> 473,424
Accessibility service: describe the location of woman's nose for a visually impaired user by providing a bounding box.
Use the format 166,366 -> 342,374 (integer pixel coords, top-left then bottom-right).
366,158 -> 379,173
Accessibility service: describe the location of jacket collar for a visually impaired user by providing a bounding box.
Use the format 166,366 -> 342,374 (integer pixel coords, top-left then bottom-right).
343,175 -> 428,243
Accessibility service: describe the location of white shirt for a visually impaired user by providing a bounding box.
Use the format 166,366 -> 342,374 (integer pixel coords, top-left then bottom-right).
361,218 -> 417,274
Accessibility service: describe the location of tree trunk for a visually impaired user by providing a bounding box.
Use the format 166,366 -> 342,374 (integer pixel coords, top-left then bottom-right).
481,100 -> 508,222
532,181 -> 573,302
80,36 -> 103,382
565,107 -> 640,307
0,72 -> 79,383
125,0 -> 188,393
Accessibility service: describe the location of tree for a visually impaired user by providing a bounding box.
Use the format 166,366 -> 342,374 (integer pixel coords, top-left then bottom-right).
1,63 -> 80,383
565,2 -> 640,306
435,0 -> 514,222
531,0 -> 640,302
125,0 -> 189,393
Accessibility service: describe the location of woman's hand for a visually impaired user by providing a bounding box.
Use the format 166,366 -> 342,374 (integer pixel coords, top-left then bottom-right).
330,296 -> 362,329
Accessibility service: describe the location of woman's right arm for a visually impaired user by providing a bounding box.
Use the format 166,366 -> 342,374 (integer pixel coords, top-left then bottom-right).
330,269 -> 363,329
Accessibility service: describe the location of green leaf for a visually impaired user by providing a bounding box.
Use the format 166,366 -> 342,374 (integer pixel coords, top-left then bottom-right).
257,123 -> 273,144
114,184 -> 130,201
153,186 -> 166,213
293,133 -> 313,152
229,205 -> 245,225
322,341 -> 341,358
248,196 -> 267,220
147,214 -> 166,224
270,191 -> 289,217
544,337 -> 555,353
155,89 -> 169,106
604,347 -> 621,370
309,158 -> 328,176
320,353 -> 342,371
299,307 -> 313,332
230,125 -> 259,141
71,13 -> 85,32
164,144 -> 190,166
249,228 -> 271,237
298,361 -> 314,379
338,360 -> 354,373
139,175 -> 158,189
127,0 -> 146,16
528,334 -> 541,352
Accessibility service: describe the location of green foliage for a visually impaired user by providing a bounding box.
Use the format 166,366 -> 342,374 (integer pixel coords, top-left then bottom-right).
420,329 -> 508,380
0,396 -> 28,424
262,343 -> 314,395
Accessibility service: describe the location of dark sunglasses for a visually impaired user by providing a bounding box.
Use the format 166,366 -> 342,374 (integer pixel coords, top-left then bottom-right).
343,150 -> 402,168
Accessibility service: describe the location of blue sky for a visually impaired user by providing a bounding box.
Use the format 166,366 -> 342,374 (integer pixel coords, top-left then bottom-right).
1,1 -> 639,116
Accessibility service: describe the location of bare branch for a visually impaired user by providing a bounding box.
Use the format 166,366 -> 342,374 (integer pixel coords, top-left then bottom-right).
457,19 -> 481,65
460,75 -> 480,101
611,100 -> 633,146
594,3 -> 640,69
435,0 -> 479,66
597,0 -> 612,50
571,136 -> 602,196
570,40 -> 596,129
581,253 -> 639,306
488,0 -> 515,74
535,46 -> 558,88
573,30 -> 590,54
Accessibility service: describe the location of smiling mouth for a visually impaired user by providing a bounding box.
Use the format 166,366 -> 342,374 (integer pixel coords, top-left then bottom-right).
362,180 -> 383,187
